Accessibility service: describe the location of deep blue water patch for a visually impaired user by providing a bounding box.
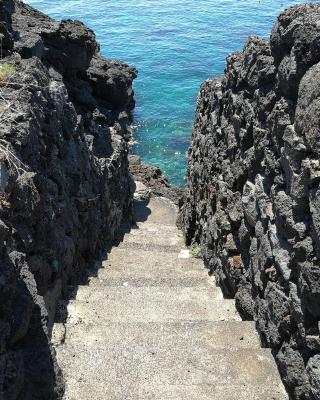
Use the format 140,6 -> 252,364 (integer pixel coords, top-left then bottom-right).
26,0 -> 320,187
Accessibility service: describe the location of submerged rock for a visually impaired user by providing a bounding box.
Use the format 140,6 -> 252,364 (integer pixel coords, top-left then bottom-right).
180,4 -> 320,400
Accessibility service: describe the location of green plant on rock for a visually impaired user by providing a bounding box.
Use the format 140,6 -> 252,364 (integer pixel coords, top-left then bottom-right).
0,63 -> 16,84
189,241 -> 202,259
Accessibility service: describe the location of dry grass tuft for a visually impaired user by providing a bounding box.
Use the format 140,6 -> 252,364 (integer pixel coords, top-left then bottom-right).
0,63 -> 16,84
190,241 -> 202,259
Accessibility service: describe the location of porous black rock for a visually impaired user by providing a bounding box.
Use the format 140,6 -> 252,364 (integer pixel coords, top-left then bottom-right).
87,55 -> 137,109
129,155 -> 183,205
180,4 -> 320,399
0,1 -> 137,399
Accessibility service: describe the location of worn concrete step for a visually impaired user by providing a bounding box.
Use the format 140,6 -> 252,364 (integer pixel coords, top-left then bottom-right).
105,248 -> 203,270
119,230 -> 184,248
96,255 -> 207,284
117,222 -> 182,236
133,196 -> 178,226
61,379 -> 287,400
130,383 -> 287,400
60,293 -> 240,324
87,274 -> 219,288
72,280 -> 223,307
115,220 -> 184,249
116,240 -> 183,253
57,345 -> 287,399
96,265 -> 209,282
71,284 -> 222,302
55,320 -> 261,349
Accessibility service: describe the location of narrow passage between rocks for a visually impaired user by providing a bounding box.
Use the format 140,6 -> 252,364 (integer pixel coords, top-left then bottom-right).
52,183 -> 288,400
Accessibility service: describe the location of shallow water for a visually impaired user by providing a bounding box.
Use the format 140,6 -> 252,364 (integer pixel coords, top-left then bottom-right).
26,0 -> 320,187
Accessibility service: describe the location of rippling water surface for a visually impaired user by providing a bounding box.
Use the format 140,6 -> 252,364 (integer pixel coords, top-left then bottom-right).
26,0 -> 320,186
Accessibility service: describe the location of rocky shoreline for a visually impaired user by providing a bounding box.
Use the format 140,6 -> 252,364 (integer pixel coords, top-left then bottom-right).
180,4 -> 320,399
129,155 -> 183,205
0,1 -> 137,398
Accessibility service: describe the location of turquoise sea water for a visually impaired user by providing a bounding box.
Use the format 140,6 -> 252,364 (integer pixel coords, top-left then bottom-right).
26,0 -> 320,187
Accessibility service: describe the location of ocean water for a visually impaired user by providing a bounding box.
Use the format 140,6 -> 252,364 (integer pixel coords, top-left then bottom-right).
26,0 -> 320,187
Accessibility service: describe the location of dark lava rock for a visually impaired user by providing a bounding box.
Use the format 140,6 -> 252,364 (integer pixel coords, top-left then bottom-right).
129,155 -> 183,205
87,55 -> 138,109
42,19 -> 98,75
180,5 -> 320,400
0,1 -> 137,399
307,355 -> 320,399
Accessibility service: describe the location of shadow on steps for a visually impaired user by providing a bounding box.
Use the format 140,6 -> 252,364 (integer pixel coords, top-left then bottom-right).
54,197 -> 152,325
16,303 -> 63,400
2,275 -> 64,400
132,199 -> 152,224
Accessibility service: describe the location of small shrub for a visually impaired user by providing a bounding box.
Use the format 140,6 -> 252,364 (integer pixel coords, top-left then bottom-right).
190,242 -> 202,259
0,63 -> 16,83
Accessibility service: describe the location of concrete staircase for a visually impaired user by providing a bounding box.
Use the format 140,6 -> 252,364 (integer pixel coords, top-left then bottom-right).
52,191 -> 288,400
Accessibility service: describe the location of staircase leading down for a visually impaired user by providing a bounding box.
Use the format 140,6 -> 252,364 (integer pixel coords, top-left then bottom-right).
52,184 -> 288,400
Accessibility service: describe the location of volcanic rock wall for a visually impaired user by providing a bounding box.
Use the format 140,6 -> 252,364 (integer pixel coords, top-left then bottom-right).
0,1 -> 137,398
180,5 -> 320,400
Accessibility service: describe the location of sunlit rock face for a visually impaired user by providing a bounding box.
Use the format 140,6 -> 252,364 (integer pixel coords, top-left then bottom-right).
180,5 -> 320,400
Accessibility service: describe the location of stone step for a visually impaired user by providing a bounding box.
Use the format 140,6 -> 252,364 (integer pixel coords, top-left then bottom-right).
57,345 -> 287,399
117,222 -> 182,236
96,264 -> 209,280
70,283 -> 220,302
116,240 -> 183,253
61,379 -> 287,400
128,383 -> 287,400
138,383 -> 288,400
133,196 -> 178,226
70,284 -> 222,302
60,292 -> 240,324
97,254 -> 206,283
115,221 -> 184,249
87,274 -> 219,288
119,230 -> 184,248
105,248 -> 203,271
55,320 -> 261,349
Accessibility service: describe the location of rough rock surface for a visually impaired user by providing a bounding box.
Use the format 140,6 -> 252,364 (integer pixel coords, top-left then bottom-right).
0,1 -> 136,399
179,5 -> 320,400
129,155 -> 183,205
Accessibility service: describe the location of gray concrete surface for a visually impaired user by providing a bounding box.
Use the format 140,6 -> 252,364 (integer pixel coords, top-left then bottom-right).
52,191 -> 288,400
